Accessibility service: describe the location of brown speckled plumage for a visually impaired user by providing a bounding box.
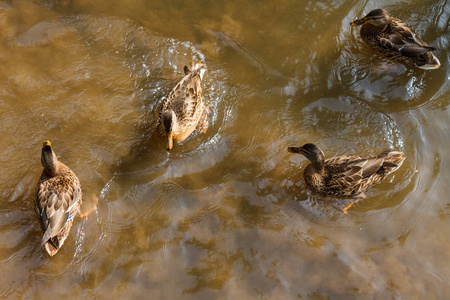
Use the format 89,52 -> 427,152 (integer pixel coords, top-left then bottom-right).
288,143 -> 405,198
34,141 -> 82,256
351,8 -> 440,69
156,61 -> 205,150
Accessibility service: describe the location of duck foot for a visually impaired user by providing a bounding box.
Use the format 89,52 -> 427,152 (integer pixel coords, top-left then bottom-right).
371,62 -> 399,72
342,194 -> 366,215
79,194 -> 98,218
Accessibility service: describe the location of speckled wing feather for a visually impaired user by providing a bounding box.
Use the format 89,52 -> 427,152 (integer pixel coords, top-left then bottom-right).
35,163 -> 81,245
379,18 -> 434,57
324,151 -> 390,196
161,64 -> 203,132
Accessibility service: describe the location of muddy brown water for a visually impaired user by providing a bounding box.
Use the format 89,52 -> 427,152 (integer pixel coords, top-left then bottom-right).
0,0 -> 449,298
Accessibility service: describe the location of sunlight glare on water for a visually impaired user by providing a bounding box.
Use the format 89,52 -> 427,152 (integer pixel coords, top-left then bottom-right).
0,0 -> 449,298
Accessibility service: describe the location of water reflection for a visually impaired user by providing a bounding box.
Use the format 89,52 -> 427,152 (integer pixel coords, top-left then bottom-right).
0,0 -> 449,298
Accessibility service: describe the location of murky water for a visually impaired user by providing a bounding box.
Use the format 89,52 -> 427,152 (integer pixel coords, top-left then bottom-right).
0,0 -> 449,298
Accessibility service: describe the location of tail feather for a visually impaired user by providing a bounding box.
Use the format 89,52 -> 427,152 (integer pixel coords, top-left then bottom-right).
418,53 -> 441,70
185,61 -> 205,80
383,151 -> 405,173
44,239 -> 59,256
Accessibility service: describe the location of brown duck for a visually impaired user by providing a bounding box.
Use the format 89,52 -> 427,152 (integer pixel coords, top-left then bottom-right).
288,143 -> 405,213
157,61 -> 206,150
34,140 -> 83,256
351,8 -> 440,70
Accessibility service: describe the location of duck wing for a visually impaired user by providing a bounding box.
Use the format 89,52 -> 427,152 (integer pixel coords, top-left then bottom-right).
35,169 -> 81,245
180,72 -> 202,121
326,151 -> 390,193
161,63 -> 204,128
379,18 -> 436,57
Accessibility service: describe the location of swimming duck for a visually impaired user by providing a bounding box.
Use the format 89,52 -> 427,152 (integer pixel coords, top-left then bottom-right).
157,61 -> 206,150
34,140 -> 82,256
350,8 -> 440,69
288,143 -> 405,213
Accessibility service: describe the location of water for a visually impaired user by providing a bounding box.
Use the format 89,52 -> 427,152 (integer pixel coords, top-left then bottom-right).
0,0 -> 449,298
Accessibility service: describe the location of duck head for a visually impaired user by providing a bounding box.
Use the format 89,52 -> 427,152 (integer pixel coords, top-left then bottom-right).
351,8 -> 391,30
162,110 -> 177,150
288,143 -> 325,172
41,140 -> 59,176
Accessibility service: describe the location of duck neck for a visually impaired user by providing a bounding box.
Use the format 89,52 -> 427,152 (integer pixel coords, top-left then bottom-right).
41,147 -> 59,176
304,161 -> 325,190
309,159 -> 325,176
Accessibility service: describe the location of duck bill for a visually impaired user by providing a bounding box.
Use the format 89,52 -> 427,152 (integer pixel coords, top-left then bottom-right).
166,132 -> 174,150
287,146 -> 301,154
350,18 -> 367,27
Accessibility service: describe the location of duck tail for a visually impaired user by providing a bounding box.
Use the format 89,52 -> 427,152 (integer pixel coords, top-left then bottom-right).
44,238 -> 60,256
382,151 -> 405,174
418,52 -> 441,70
184,61 -> 206,80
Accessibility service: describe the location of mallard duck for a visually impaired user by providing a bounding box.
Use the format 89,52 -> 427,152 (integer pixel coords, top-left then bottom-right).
350,8 -> 440,70
288,143 -> 405,213
34,140 -> 82,256
157,61 -> 206,150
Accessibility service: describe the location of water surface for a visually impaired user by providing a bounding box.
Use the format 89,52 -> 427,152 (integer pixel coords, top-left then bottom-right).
0,0 -> 449,298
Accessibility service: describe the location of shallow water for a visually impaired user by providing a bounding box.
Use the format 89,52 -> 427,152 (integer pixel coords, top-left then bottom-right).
0,0 -> 449,298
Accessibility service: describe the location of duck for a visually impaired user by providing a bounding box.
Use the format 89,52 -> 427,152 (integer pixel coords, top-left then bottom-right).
350,8 -> 440,70
287,143 -> 405,213
157,61 -> 206,150
34,140 -> 82,256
